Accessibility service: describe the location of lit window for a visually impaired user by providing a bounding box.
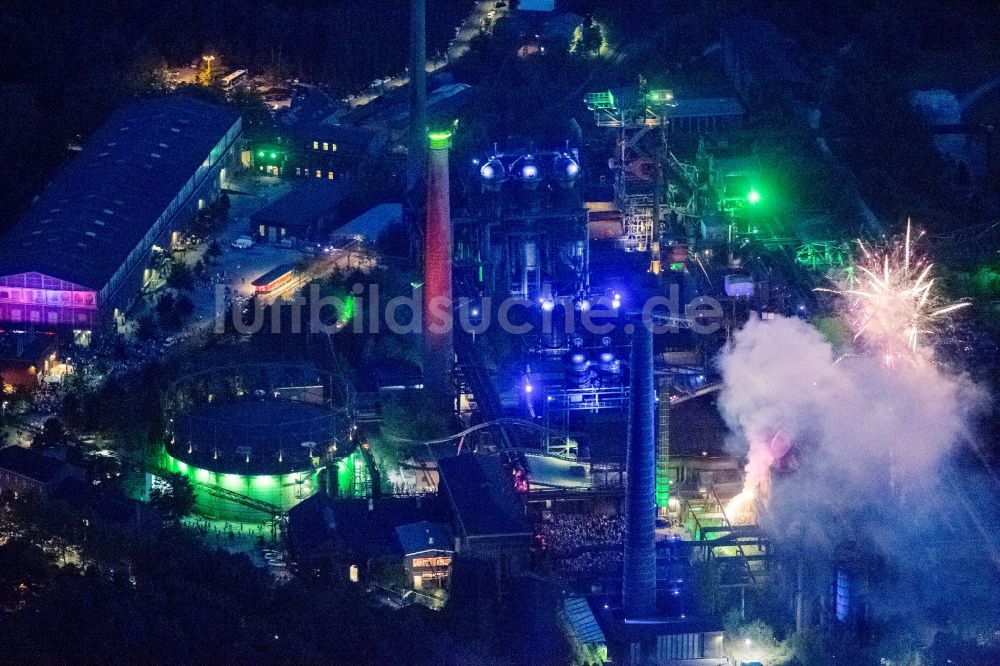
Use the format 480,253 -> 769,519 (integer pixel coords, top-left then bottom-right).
315,170 -> 322,178
327,171 -> 334,180
322,142 -> 329,151
295,168 -> 301,176
330,143 -> 337,151
312,141 -> 319,150
259,225 -> 266,237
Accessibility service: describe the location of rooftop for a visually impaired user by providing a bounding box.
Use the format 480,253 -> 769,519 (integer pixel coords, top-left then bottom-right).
0,95 -> 240,291
280,122 -> 380,158
563,594 -> 606,646
52,477 -> 158,526
170,398 -> 341,474
395,520 -> 453,555
0,446 -> 68,483
437,454 -> 532,539
287,494 -> 446,560
251,183 -> 349,231
670,97 -> 744,119
332,203 -> 403,243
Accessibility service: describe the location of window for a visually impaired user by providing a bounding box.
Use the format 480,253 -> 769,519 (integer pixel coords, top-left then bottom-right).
259,225 -> 266,237
312,141 -> 319,150
327,171 -> 334,180
330,143 -> 337,152
315,170 -> 322,179
322,142 -> 329,151
295,167 -> 301,176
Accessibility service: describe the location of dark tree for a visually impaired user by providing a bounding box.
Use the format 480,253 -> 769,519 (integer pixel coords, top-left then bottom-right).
32,417 -> 68,450
149,473 -> 196,521
166,261 -> 195,291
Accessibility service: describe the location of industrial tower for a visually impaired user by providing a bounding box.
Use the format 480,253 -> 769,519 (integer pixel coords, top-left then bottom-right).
585,87 -> 675,252
423,130 -> 455,401
406,0 -> 428,260
623,319 -> 657,618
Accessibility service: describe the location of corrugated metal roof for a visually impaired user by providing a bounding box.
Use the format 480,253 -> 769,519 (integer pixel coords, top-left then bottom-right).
438,454 -> 532,539
563,594 -> 606,645
0,95 -> 239,290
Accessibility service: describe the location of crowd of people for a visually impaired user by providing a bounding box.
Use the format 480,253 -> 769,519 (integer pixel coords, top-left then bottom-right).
534,512 -> 625,558
558,549 -> 622,576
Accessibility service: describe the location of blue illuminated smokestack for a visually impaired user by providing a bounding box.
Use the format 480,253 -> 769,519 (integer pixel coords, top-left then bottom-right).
623,319 -> 657,618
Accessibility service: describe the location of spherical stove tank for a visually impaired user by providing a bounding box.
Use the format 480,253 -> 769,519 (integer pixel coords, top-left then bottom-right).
514,155 -> 542,190
552,154 -> 581,187
479,158 -> 506,191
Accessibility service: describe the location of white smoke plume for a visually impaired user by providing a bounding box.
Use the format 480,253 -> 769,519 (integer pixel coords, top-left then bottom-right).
718,315 -> 982,529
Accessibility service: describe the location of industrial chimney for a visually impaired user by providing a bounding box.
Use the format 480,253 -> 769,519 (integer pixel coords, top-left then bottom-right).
623,318 -> 657,618
406,0 -> 428,258
423,130 -> 454,400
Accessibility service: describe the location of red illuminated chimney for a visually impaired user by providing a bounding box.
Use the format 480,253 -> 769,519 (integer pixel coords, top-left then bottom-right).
423,130 -> 454,399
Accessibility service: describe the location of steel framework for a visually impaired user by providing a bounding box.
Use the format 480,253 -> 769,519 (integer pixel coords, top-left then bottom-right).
586,88 -> 676,252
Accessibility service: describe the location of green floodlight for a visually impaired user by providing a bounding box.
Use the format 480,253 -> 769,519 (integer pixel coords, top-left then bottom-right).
257,150 -> 264,157
270,152 -> 278,159
647,89 -> 674,104
427,130 -> 453,150
747,188 -> 761,205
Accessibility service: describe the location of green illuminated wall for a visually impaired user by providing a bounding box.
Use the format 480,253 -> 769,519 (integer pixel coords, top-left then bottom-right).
336,449 -> 370,498
656,381 -> 671,511
162,452 -> 319,522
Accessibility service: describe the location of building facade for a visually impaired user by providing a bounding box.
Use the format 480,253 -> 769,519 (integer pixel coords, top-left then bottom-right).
0,95 -> 243,334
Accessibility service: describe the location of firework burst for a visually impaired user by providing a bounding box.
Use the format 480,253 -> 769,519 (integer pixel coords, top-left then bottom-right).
820,219 -> 967,366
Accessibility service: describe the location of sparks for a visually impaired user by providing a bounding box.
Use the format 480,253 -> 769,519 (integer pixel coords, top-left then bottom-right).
819,219 -> 968,366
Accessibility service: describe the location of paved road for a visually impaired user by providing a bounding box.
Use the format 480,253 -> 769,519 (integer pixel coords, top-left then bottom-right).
348,0 -> 505,108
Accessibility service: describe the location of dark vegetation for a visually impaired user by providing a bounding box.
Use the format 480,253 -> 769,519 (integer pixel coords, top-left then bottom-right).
0,492 -> 571,665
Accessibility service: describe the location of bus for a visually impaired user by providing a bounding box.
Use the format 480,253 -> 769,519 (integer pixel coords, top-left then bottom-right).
252,264 -> 297,295
220,69 -> 248,90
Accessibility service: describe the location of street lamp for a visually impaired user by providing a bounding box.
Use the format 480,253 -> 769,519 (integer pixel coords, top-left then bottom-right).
747,188 -> 761,205
201,54 -> 216,85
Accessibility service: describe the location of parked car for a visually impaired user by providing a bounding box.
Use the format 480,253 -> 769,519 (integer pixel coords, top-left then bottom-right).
231,236 -> 253,249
